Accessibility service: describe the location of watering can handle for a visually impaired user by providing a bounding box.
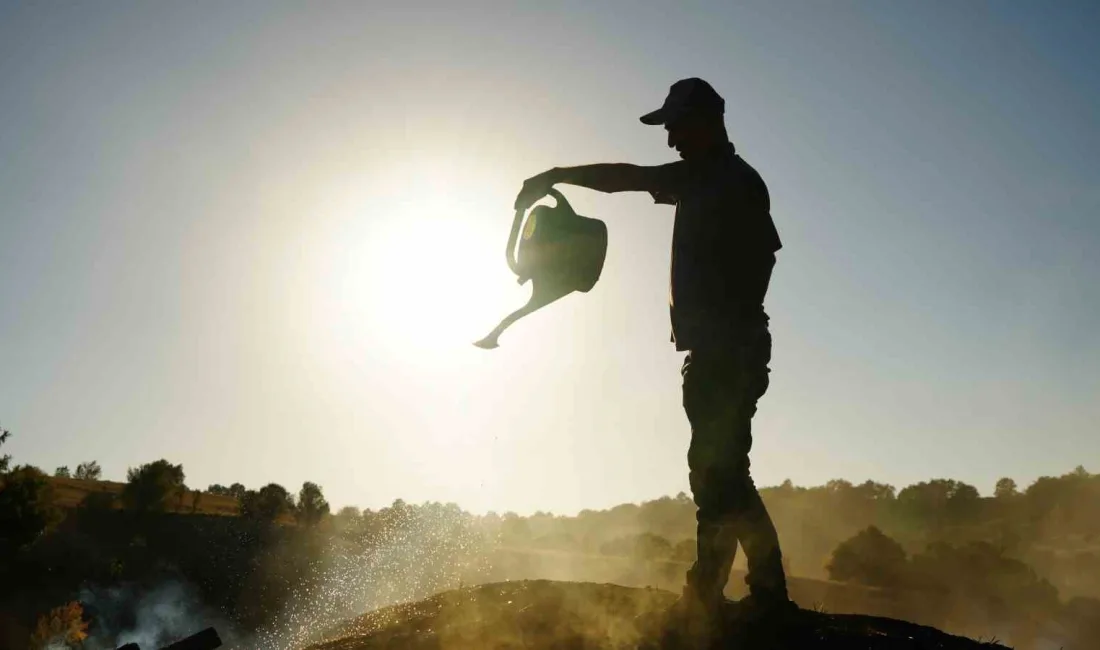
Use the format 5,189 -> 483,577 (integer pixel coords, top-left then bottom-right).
506,188 -> 572,276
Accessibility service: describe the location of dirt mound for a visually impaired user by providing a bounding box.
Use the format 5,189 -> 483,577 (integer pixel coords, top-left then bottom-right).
308,580 -> 1009,650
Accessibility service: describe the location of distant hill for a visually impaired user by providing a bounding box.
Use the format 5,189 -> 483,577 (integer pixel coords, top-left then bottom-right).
46,476 -> 240,516
309,580 -> 1008,650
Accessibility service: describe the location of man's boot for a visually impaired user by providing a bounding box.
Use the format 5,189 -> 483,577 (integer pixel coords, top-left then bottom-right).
730,489 -> 798,622
663,520 -> 738,644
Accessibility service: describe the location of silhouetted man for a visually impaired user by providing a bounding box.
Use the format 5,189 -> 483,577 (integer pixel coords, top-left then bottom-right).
514,78 -> 791,620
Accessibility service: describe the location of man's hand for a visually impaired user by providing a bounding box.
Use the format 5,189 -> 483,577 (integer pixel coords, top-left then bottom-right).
514,169 -> 559,212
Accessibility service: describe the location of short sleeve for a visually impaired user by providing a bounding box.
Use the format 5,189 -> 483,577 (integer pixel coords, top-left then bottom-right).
646,161 -> 689,205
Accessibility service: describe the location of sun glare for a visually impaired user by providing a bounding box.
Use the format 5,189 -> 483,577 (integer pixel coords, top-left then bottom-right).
367,213 -> 514,350
318,162 -> 525,368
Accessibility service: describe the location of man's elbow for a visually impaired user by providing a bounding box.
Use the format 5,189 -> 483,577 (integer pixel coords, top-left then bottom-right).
610,163 -> 662,193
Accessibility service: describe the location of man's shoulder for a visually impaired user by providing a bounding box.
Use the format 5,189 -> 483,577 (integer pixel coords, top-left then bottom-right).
728,154 -> 770,204
731,153 -> 765,180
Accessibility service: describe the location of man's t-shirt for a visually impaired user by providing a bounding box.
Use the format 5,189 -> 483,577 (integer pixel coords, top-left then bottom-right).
648,142 -> 782,351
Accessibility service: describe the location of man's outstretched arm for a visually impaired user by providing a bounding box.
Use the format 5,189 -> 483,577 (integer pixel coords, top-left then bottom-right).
514,163 -> 682,212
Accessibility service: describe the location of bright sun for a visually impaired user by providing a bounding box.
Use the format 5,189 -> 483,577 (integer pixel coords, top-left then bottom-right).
321,167 -> 525,363
294,157 -> 538,501
368,214 -> 515,350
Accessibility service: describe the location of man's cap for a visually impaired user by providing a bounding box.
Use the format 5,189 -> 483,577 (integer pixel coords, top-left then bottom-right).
640,78 -> 725,126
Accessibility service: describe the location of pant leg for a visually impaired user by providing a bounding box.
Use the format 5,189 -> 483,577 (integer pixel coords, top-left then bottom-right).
681,327 -> 788,601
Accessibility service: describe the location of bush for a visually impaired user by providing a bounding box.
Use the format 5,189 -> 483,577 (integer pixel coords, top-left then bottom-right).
296,481 -> 330,527
0,465 -> 63,550
74,460 -> 102,481
241,483 -> 295,523
29,601 -> 88,650
826,526 -> 908,588
122,459 -> 186,513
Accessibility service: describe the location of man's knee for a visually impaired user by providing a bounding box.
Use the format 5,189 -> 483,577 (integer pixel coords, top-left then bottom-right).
691,463 -> 755,521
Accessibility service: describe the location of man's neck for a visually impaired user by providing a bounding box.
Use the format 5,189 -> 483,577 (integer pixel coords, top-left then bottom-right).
684,140 -> 735,162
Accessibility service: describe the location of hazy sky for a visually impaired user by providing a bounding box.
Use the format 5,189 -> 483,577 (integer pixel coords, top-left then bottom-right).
2,2 -> 1098,515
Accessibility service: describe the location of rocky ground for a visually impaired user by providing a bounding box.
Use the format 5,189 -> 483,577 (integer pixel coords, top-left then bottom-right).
307,579 -> 1010,650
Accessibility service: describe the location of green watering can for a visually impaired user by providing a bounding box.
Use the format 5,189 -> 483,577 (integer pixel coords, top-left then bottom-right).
474,189 -> 608,349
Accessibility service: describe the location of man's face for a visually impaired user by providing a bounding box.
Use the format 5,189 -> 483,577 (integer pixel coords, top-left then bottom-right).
664,113 -> 721,160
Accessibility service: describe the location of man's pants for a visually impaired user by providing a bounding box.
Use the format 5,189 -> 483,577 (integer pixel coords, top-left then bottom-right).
681,326 -> 788,603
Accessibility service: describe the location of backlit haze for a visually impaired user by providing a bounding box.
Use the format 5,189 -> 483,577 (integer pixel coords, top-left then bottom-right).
2,2 -> 1098,515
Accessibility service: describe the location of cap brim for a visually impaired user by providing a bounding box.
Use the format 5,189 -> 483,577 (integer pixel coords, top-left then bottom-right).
639,108 -> 667,125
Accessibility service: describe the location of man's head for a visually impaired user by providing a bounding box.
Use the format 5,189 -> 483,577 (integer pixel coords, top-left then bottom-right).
640,78 -> 727,160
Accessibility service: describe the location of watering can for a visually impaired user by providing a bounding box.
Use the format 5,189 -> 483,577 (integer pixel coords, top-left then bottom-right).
474,189 -> 607,349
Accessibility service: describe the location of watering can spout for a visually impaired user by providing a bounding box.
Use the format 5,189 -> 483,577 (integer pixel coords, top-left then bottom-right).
474,189 -> 607,349
473,279 -> 572,349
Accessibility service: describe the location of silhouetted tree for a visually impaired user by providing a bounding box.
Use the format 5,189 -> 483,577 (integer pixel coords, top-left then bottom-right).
0,428 -> 12,474
229,482 -> 247,500
296,481 -> 330,527
74,461 -> 102,481
0,465 -> 62,550
337,505 -> 361,519
208,483 -> 230,495
995,477 -> 1019,499
241,483 -> 294,523
897,479 -> 980,530
854,480 -> 897,501
122,459 -> 186,513
825,478 -> 854,493
827,526 -> 908,587
334,505 -> 362,535
54,466 -> 71,478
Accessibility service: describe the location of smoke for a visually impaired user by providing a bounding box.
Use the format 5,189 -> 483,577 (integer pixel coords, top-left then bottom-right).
78,581 -> 238,650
